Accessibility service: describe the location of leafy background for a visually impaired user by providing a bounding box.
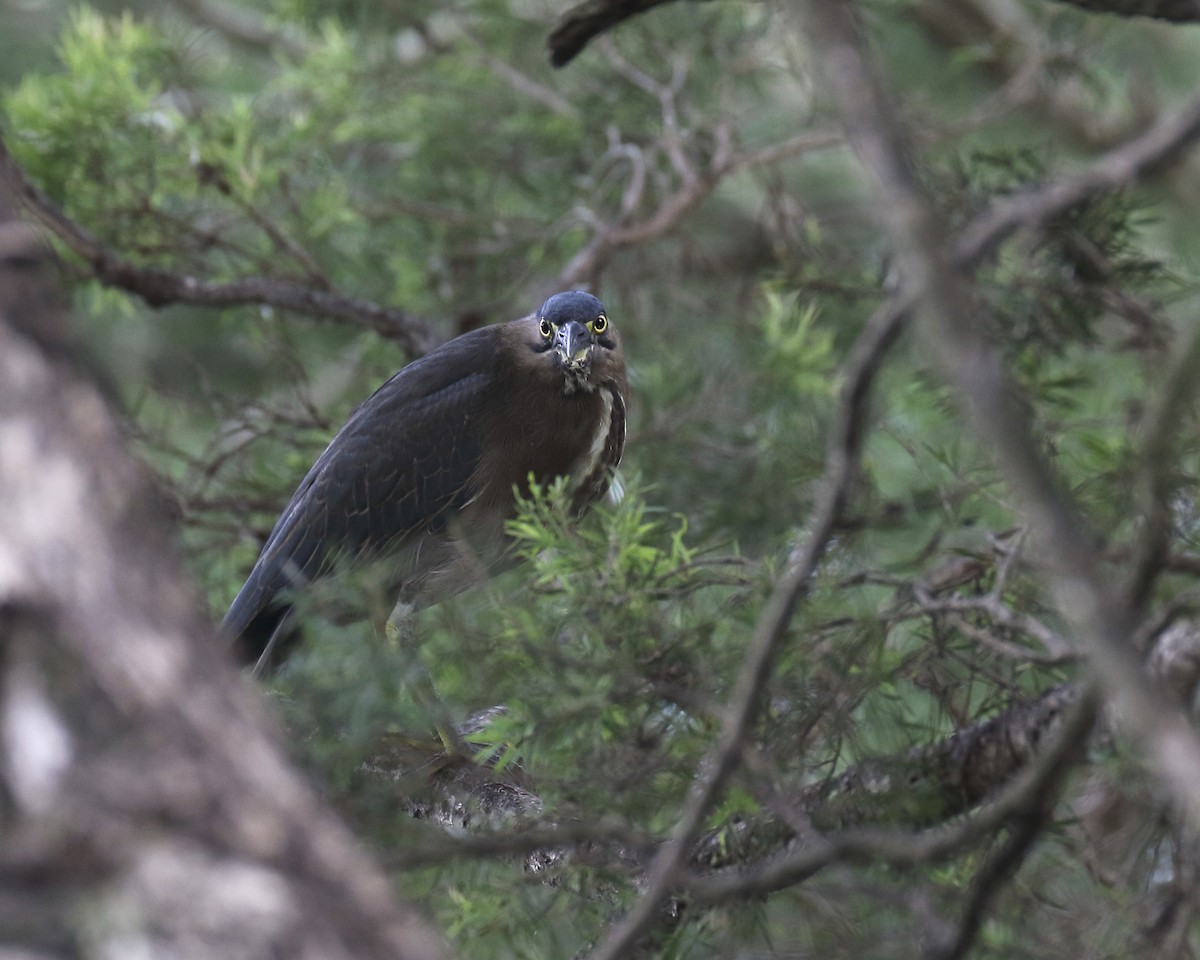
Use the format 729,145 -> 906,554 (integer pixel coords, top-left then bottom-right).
6,0 -> 1200,956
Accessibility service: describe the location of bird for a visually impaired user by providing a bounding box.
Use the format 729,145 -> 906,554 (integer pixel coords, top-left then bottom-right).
223,290 -> 627,671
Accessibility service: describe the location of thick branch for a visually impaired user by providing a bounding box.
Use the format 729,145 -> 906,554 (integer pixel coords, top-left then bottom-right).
547,0 -> 683,67
557,129 -> 843,290
173,0 -> 310,58
1047,0 -> 1200,21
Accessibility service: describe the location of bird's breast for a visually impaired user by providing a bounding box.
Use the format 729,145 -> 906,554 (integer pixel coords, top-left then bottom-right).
568,386 -> 615,490
471,380 -> 623,512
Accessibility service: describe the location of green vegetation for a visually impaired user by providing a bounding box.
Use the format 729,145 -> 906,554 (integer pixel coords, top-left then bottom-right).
6,1 -> 1200,956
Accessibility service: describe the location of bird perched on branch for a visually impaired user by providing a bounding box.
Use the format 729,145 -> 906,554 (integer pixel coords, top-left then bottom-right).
223,290 -> 627,671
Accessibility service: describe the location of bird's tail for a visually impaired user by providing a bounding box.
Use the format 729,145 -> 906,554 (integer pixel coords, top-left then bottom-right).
229,602 -> 301,675
223,555 -> 309,673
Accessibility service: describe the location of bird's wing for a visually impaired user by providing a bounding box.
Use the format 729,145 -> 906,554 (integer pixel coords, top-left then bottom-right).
223,326 -> 498,644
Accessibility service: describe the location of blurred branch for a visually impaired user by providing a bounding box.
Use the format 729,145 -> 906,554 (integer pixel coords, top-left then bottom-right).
954,88 -> 1200,265
0,169 -> 449,960
0,136 -> 442,355
927,770 -> 1058,960
803,0 -> 1200,838
572,18 -> 1200,949
461,27 -> 579,117
1047,0 -> 1200,21
689,683 -> 1097,904
547,0 -> 684,67
1125,318 -> 1200,612
173,0 -> 310,58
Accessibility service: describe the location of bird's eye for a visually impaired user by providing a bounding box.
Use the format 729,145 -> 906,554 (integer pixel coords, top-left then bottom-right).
591,314 -> 608,335
539,318 -> 554,339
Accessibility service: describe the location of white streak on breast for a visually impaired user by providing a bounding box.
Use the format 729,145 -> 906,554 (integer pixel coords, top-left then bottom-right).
572,388 -> 615,488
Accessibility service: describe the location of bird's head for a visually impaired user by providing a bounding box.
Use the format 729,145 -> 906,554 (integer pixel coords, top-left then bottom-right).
532,290 -> 623,395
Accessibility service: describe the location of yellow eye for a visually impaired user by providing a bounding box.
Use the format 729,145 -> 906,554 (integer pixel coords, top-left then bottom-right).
539,318 -> 554,339
591,314 -> 608,335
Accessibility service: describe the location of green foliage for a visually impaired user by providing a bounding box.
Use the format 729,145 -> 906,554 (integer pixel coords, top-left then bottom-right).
7,10 -> 190,247
757,288 -> 838,398
431,478 -> 756,819
7,0 -> 1200,956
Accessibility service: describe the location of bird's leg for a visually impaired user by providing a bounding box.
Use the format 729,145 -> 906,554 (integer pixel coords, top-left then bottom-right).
384,597 -> 417,646
385,596 -> 471,759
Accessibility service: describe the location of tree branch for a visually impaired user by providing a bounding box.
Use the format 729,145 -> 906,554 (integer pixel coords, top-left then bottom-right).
688,684 -> 1098,904
1124,317 -> 1200,613
912,0 -> 1147,152
802,0 -> 1200,837
954,88 -> 1200,267
1047,0 -> 1200,22
547,0 -> 684,67
0,137 -> 443,356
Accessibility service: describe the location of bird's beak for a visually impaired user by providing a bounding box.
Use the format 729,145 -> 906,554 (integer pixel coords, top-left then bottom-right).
554,320 -> 593,370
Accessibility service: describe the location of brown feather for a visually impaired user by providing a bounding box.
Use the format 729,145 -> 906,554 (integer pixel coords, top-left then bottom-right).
224,291 -> 628,667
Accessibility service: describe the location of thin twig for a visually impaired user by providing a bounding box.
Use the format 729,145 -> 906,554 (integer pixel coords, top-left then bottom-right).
547,0 -> 682,67
686,685 -> 1097,903
1125,316 -> 1200,612
557,129 -> 843,289
929,782 -> 1057,960
173,0 -> 310,58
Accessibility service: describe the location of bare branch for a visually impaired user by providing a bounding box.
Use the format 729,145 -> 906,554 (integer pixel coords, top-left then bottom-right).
558,129 -> 843,289
1125,318 -> 1200,612
0,137 -> 443,356
547,0 -> 684,68
689,685 -> 1097,903
802,0 -> 1200,836
1047,0 -> 1200,22
173,0 -> 310,59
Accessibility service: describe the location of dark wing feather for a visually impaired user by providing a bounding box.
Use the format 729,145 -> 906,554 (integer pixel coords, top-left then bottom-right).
223,326 -> 500,661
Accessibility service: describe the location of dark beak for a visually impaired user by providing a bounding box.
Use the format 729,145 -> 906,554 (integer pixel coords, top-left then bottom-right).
554,320 -> 592,369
